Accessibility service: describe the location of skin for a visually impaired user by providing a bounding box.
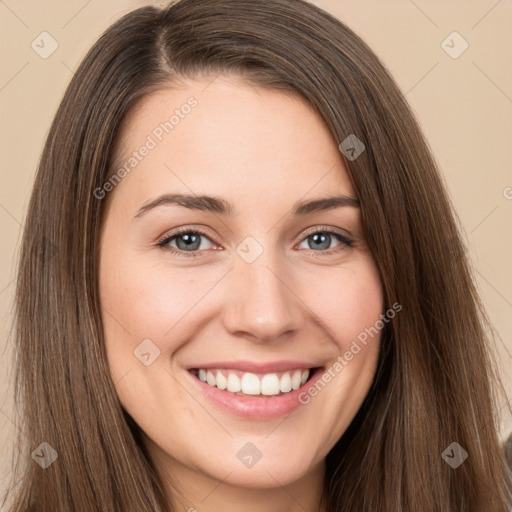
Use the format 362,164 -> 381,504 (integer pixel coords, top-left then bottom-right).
98,76 -> 384,512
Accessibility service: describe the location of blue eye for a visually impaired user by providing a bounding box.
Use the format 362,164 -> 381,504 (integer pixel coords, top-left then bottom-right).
297,228 -> 354,252
157,227 -> 353,258
157,228 -> 215,257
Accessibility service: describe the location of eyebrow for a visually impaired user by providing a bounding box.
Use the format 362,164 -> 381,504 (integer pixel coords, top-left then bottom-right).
133,193 -> 360,219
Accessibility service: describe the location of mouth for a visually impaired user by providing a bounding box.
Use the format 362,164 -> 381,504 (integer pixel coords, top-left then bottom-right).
188,367 -> 319,397
185,364 -> 325,420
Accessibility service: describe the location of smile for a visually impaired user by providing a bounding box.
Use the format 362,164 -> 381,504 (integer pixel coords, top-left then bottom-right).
190,368 -> 312,396
186,363 -> 324,420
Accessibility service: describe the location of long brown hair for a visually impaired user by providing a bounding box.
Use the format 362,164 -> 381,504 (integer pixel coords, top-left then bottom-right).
4,0 -> 511,510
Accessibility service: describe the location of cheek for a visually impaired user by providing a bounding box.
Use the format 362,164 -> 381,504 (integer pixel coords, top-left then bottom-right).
100,252 -> 214,346
302,256 -> 384,350
293,259 -> 384,447
100,243 -> 384,371
98,252 -> 214,424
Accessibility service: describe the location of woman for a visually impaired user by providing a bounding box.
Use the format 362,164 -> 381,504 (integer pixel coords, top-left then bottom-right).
5,0 -> 512,510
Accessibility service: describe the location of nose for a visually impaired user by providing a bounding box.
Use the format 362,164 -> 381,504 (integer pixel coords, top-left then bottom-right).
221,250 -> 305,342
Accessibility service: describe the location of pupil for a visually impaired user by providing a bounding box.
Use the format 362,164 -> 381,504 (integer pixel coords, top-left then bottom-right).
178,233 -> 200,251
311,233 -> 329,250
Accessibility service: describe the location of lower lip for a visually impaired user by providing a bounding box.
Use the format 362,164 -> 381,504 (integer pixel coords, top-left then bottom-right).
185,367 -> 324,420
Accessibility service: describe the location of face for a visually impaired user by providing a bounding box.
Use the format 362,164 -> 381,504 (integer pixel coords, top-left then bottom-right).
98,76 -> 383,498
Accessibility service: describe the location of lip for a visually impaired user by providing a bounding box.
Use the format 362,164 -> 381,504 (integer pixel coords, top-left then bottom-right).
185,365 -> 325,420
185,360 -> 319,374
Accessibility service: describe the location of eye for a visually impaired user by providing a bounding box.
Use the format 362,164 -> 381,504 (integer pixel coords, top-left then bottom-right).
157,227 -> 216,257
297,227 -> 354,253
157,226 -> 354,258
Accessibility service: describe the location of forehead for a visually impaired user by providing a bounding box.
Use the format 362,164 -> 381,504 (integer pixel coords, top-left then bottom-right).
109,76 -> 355,209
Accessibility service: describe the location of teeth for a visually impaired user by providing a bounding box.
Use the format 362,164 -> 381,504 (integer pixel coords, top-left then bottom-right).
261,374 -> 280,396
216,371 -> 227,390
279,372 -> 292,393
206,371 -> 216,387
291,370 -> 302,390
194,368 -> 311,396
227,373 -> 241,392
241,373 -> 260,395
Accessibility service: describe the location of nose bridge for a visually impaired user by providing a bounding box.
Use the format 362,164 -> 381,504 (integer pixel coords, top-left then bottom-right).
221,237 -> 304,341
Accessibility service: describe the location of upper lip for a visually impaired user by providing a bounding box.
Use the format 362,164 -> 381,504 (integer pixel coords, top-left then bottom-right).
186,360 -> 322,374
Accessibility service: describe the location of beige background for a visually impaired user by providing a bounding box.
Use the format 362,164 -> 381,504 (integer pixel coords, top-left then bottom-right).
1,0 -> 511,501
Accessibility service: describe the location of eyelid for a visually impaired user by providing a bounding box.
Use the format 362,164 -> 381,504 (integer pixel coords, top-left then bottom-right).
299,225 -> 353,241
156,225 -> 217,247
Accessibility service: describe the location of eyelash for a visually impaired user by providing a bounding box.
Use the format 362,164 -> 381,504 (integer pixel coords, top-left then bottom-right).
156,226 -> 354,258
